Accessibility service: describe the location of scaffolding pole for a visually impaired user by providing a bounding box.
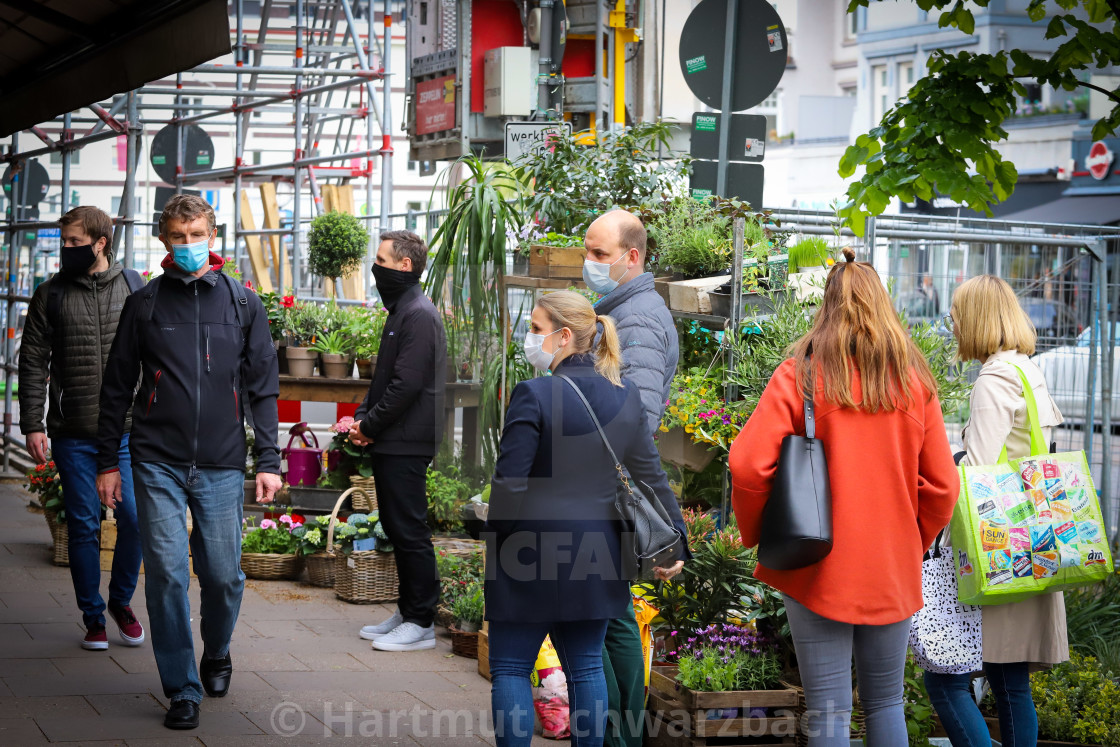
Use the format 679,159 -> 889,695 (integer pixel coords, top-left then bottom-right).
293,0 -> 306,295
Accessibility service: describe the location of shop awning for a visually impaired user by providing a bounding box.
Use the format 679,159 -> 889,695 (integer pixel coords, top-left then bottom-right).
0,0 -> 231,138
999,194 -> 1120,226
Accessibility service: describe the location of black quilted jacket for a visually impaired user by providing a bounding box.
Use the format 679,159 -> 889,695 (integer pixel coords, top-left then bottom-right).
19,263 -> 136,440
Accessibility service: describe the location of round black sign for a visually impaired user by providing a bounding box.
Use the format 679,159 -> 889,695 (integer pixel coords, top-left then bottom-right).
679,0 -> 788,112
150,124 -> 215,184
1,158 -> 50,207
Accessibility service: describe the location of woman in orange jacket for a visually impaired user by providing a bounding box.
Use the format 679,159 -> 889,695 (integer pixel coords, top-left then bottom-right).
729,249 -> 960,746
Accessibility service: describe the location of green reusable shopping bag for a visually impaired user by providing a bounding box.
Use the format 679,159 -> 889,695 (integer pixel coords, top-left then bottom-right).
950,363 -> 1114,606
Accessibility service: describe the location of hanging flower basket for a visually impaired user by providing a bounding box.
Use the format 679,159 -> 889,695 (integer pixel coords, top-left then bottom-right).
657,426 -> 716,472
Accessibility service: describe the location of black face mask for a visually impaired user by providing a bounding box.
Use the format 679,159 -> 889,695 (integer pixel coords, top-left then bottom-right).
371,263 -> 419,306
59,244 -> 98,276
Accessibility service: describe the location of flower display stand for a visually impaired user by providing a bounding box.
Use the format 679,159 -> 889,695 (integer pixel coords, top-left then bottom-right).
657,426 -> 716,472
527,244 -> 585,280
667,277 -> 727,314
647,665 -> 797,747
477,626 -> 491,681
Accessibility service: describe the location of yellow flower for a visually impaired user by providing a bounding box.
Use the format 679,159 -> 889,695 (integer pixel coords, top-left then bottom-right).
659,425 -> 669,432
684,425 -> 694,434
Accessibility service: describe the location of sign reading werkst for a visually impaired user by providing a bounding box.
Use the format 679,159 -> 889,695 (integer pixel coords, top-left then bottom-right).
504,122 -> 573,161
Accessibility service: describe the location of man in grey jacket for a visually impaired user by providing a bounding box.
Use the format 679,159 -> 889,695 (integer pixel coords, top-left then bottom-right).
583,209 -> 680,747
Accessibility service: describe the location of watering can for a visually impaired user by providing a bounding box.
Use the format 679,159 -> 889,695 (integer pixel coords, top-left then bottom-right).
281,422 -> 322,487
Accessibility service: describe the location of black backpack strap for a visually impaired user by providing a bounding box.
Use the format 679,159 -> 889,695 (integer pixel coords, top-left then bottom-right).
143,275 -> 163,322
122,268 -> 145,294
222,272 -> 250,335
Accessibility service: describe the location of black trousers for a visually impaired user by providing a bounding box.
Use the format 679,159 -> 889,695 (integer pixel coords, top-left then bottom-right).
371,453 -> 439,627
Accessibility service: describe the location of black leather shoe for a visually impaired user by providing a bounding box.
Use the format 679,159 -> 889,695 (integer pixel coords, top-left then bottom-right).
200,653 -> 232,697
164,700 -> 200,730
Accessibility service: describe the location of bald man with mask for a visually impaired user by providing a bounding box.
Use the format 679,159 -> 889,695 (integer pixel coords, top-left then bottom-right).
582,209 -> 682,747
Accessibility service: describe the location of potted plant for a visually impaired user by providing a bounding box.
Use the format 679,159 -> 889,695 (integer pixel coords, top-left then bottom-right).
786,236 -> 833,303
284,301 -> 323,377
328,508 -> 399,604
26,460 -> 68,566
436,547 -> 485,628
657,371 -> 745,471
449,582 -> 485,658
310,329 -> 352,378
307,210 -> 369,297
1031,652 -> 1120,746
257,290 -> 290,373
241,513 -> 304,580
347,304 -> 386,379
427,464 -> 472,534
521,231 -> 586,280
291,514 -> 337,588
707,217 -> 790,318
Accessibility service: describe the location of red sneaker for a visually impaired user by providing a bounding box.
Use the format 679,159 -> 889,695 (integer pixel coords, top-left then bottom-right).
82,624 -> 108,651
108,604 -> 145,646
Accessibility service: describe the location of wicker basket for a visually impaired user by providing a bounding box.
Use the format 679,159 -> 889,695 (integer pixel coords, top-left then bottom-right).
435,604 -> 456,628
449,625 -> 480,659
328,487 -> 398,604
305,551 -> 337,587
241,552 -> 303,580
348,476 -> 378,512
44,508 -> 69,567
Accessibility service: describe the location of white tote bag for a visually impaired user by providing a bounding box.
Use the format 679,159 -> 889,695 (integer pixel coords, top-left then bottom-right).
909,529 -> 984,674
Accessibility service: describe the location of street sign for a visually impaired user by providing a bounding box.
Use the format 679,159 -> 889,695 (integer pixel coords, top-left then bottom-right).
151,124 -> 215,184
690,161 -> 764,210
679,0 -> 788,112
690,113 -> 767,162
504,121 -> 573,162
1087,141 -> 1114,181
2,159 -> 50,206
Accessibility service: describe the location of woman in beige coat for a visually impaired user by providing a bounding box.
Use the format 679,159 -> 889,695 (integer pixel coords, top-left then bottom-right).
925,275 -> 1069,747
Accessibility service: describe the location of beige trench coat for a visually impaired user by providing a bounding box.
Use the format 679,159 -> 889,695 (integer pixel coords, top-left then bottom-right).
959,349 -> 1070,668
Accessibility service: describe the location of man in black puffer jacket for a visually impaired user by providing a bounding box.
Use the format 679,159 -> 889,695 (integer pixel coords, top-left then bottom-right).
351,230 -> 447,653
19,206 -> 146,653
96,195 -> 282,731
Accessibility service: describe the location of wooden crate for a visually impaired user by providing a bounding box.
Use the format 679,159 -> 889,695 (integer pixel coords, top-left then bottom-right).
667,277 -> 727,314
476,627 -> 490,680
528,244 -> 585,280
647,666 -> 797,747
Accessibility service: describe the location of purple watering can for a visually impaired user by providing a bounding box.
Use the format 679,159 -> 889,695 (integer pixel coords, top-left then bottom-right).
281,422 -> 322,487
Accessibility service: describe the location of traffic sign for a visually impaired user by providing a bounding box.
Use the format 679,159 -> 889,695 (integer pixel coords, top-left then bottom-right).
151,124 -> 215,184
690,161 -> 764,210
691,113 -> 767,162
679,0 -> 788,112
2,159 -> 50,206
1087,141 -> 1114,181
504,121 -> 573,162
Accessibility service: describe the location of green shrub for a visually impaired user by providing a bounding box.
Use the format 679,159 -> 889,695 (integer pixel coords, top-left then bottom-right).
307,210 -> 368,282
1032,652 -> 1120,746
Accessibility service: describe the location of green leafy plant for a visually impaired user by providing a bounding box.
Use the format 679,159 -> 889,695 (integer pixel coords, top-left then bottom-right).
345,305 -> 388,359
906,318 -> 973,418
515,121 -> 687,236
285,301 -> 325,347
674,624 -> 783,692
427,465 -> 473,533
450,582 -> 485,627
903,654 -> 936,747
309,329 -> 350,356
1064,571 -> 1120,674
241,513 -> 302,554
787,237 -> 832,274
25,459 -> 64,523
437,548 -> 484,607
515,229 -> 583,256
1032,652 -> 1120,746
660,370 -> 746,452
290,515 -> 334,555
333,512 -> 391,555
839,1 -> 1120,234
725,293 -> 816,419
257,291 -> 287,342
307,210 -> 369,285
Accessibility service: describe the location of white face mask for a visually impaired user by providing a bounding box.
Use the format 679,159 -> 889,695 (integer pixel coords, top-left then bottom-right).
524,329 -> 561,371
582,252 -> 628,294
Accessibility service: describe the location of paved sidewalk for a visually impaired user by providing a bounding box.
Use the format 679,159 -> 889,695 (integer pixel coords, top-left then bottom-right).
0,482 -> 531,746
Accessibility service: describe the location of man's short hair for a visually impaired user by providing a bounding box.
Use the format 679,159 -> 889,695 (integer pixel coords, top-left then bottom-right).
159,194 -> 216,236
609,209 -> 647,264
380,230 -> 429,275
59,206 -> 112,246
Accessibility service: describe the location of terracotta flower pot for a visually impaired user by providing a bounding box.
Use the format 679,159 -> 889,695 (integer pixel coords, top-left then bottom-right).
285,346 -> 318,377
356,355 -> 377,379
320,353 -> 351,379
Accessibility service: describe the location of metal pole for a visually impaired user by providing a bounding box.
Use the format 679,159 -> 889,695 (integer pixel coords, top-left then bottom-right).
293,0 -> 305,295
715,0 -> 738,197
175,74 -> 184,195
379,0 -> 393,247
1107,241 -> 1120,560
595,0 -> 605,131
365,0 -> 376,295
1086,262 -> 1100,460
61,113 -> 72,214
721,217 -> 745,524
3,135 -> 22,472
538,0 -> 554,117
234,0 -> 245,275
122,91 -> 139,268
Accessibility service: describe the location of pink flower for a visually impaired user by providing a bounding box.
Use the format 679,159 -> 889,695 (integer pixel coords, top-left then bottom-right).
278,515 -> 293,525
330,416 -> 356,434
260,519 -> 277,530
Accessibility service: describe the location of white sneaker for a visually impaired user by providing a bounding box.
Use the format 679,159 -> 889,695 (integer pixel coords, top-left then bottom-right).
358,610 -> 404,641
370,622 -> 436,652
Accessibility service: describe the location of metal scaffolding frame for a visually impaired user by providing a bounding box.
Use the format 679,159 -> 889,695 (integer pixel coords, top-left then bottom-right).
0,0 -> 402,474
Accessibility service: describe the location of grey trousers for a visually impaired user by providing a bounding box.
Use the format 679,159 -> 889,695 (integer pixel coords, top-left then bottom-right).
784,595 -> 911,747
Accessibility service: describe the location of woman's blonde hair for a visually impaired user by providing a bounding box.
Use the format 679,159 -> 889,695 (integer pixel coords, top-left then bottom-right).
790,248 -> 937,412
951,275 -> 1036,361
536,291 -> 623,386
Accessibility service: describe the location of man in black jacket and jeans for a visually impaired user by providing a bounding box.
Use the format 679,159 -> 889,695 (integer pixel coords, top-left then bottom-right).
352,230 -> 446,652
96,195 -> 282,730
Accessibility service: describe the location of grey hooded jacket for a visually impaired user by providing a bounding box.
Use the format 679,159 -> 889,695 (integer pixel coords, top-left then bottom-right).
594,272 -> 679,434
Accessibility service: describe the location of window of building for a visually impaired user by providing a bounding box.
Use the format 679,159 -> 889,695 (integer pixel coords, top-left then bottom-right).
898,61 -> 915,97
872,65 -> 889,122
407,160 -> 418,172
846,7 -> 866,39
840,84 -> 857,97
110,196 -> 143,215
49,150 -> 79,165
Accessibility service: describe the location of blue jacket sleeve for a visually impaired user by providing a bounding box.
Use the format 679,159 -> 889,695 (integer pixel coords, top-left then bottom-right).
486,382 -> 541,535
620,384 -> 691,560
614,310 -> 675,435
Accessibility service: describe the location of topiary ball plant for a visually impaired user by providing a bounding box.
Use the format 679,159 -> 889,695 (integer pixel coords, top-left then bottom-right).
307,211 -> 369,285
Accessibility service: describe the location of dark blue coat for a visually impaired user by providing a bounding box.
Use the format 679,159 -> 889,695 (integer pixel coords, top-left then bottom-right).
484,354 -> 688,623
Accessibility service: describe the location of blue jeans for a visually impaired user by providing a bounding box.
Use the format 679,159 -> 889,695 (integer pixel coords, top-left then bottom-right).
489,619 -> 610,747
52,435 -> 141,629
924,662 -> 1037,747
132,463 -> 245,704
784,595 -> 911,747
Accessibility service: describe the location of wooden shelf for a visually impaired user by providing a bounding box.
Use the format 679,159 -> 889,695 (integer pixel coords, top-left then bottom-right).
501,274 -> 587,291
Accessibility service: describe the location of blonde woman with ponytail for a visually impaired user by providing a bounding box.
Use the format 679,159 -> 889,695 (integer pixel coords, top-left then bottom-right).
485,290 -> 688,747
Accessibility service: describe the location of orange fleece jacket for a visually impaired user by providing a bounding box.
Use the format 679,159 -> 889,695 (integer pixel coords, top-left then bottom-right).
730,359 -> 960,625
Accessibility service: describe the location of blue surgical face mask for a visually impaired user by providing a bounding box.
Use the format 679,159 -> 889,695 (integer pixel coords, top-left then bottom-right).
582,252 -> 628,295
171,236 -> 212,273
524,329 -> 561,371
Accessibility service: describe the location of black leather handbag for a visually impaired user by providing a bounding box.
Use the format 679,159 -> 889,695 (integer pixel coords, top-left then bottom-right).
758,393 -> 833,570
558,375 -> 685,581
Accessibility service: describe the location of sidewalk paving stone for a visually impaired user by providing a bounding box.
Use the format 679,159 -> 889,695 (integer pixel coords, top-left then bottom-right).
0,717 -> 49,744
38,711 -> 261,742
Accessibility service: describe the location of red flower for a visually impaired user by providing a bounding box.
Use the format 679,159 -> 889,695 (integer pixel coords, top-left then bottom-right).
280,295 -> 295,308
35,464 -> 45,472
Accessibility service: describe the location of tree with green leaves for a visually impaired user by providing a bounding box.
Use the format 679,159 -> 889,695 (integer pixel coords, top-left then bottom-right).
838,0 -> 1119,234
